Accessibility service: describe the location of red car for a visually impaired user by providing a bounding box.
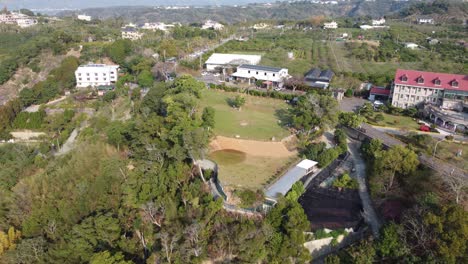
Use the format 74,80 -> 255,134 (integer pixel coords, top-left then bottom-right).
420,125 -> 431,132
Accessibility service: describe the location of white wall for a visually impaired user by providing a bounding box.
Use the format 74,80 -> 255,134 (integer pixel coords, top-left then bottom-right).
75,65 -> 119,88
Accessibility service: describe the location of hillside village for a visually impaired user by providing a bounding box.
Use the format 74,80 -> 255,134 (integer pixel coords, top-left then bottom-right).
0,0 -> 467,263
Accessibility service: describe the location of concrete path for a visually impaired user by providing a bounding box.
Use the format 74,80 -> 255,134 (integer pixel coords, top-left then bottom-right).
54,128 -> 78,156
370,124 -> 466,141
348,140 -> 381,237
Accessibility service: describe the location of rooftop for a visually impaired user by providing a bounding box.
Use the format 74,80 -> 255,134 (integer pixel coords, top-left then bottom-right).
395,69 -> 468,92
305,68 -> 334,81
238,64 -> 284,73
265,159 -> 317,200
370,86 -> 391,96
78,64 -> 119,69
205,53 -> 262,65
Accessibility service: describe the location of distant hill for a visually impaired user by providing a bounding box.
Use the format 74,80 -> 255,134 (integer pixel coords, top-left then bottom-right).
397,0 -> 468,22
3,0 -> 271,10
57,1 -> 416,24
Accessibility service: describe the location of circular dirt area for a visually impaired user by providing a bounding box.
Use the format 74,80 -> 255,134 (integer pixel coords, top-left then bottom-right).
210,149 -> 247,165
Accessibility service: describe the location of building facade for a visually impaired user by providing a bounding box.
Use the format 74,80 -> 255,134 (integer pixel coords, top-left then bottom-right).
323,21 -> 338,29
202,20 -> 224,30
77,14 -> 92,21
391,69 -> 467,131
231,65 -> 290,87
372,18 -> 386,26
75,64 -> 120,88
304,68 -> 334,89
417,18 -> 434,24
121,27 -> 144,40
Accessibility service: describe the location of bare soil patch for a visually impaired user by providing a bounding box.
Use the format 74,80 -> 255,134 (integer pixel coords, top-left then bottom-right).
210,136 -> 295,158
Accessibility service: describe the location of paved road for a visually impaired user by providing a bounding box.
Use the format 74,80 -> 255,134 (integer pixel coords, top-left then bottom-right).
371,125 -> 467,142
348,140 -> 382,238
353,123 -> 467,180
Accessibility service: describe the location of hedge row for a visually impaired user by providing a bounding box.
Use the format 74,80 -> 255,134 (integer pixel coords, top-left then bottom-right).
208,83 -> 296,101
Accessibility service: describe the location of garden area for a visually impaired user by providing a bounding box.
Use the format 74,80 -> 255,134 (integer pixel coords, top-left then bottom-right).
366,112 -> 420,131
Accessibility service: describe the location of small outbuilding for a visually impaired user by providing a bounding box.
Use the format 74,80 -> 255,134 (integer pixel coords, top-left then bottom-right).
265,159 -> 318,202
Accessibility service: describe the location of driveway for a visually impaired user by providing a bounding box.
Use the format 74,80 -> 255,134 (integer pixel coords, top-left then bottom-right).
348,140 -> 382,237
339,97 -> 367,112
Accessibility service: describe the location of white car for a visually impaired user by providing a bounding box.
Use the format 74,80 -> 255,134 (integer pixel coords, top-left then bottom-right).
213,73 -> 220,77
274,87 -> 284,91
201,72 -> 208,76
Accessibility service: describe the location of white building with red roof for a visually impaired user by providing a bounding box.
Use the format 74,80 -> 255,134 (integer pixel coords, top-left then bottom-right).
391,69 -> 468,132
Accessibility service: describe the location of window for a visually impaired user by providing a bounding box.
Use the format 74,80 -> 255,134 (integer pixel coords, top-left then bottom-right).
417,77 -> 424,84
452,80 -> 459,87
273,73 -> 276,77
103,78 -> 107,81
79,78 -> 82,81
78,83 -> 81,86
95,78 -> 98,81
434,79 -> 441,86
248,70 -> 250,74
110,72 -> 114,74
103,73 -> 106,76
417,88 -> 421,93
87,78 -> 90,81
86,73 -> 90,76
78,73 -> 81,76
401,75 -> 408,82
264,72 -> 267,76
256,72 -> 258,75
95,73 -> 98,76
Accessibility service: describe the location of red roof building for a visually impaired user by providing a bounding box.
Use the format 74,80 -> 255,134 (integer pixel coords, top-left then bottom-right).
391,69 -> 468,110
369,86 -> 391,101
394,69 -> 468,92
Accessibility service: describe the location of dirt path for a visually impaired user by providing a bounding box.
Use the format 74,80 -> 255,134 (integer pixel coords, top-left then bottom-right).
210,136 -> 296,157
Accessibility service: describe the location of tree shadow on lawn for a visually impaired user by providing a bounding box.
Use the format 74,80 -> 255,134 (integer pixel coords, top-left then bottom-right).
275,108 -> 293,128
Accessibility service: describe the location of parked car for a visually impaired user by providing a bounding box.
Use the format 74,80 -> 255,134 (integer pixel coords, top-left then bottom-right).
274,87 -> 284,91
201,72 -> 208,76
213,73 -> 220,77
420,125 -> 431,132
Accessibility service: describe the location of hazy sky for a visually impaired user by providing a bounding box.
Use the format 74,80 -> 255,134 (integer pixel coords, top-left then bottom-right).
2,0 -> 273,10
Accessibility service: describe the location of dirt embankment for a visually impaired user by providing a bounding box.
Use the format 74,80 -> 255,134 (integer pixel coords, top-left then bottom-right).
210,135 -> 296,158
0,49 -> 81,105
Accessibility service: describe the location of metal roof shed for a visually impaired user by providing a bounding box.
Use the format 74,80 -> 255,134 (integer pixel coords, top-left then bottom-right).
265,159 -> 317,201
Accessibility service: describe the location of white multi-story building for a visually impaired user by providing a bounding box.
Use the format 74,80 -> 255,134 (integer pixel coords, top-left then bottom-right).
372,18 -> 386,26
141,22 -> 177,32
417,18 -> 434,24
77,14 -> 92,21
202,20 -> 224,30
323,21 -> 338,29
0,11 -> 37,27
391,69 -> 467,109
16,18 -> 37,28
121,27 -> 144,40
75,64 -> 119,88
231,64 -> 290,87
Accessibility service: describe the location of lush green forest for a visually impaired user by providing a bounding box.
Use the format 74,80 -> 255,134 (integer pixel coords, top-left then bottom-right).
0,76 -> 313,263
0,7 -> 466,263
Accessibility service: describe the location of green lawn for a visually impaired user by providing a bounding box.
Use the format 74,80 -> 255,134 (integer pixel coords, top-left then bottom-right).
200,89 -> 290,140
434,141 -> 468,171
209,150 -> 298,189
367,113 -> 420,130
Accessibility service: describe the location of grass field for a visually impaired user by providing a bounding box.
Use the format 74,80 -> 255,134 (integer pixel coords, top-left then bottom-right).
434,141 -> 467,171
209,149 -> 298,189
367,113 -> 420,130
200,89 -> 290,140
